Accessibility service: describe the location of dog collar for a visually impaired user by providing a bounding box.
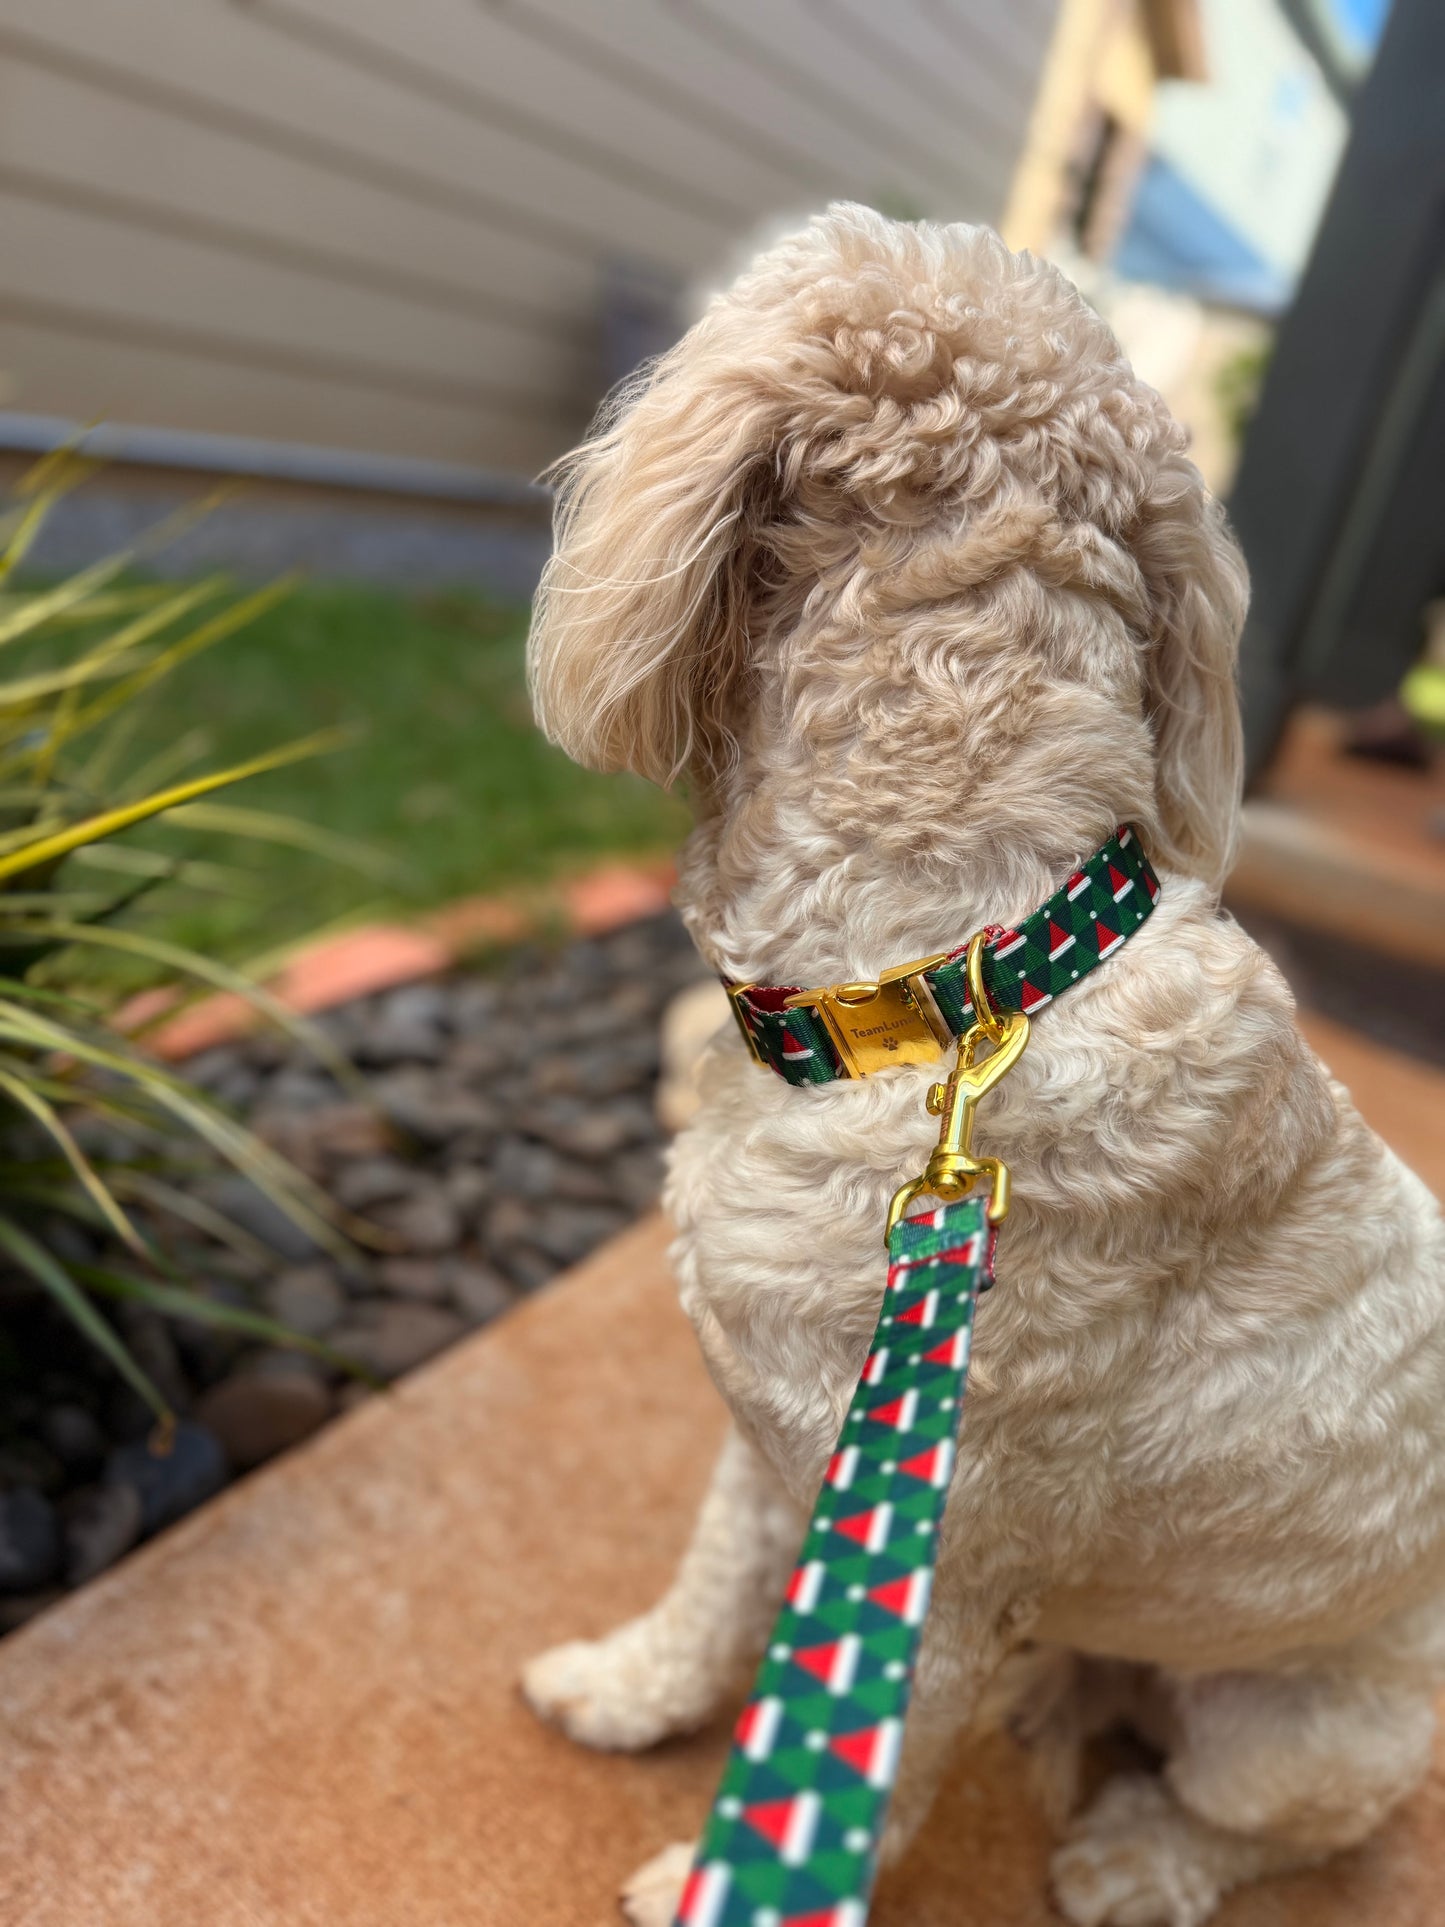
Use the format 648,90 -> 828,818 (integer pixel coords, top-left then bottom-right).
725,824 -> 1159,1083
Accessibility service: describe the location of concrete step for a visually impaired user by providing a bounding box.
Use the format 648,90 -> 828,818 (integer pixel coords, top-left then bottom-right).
3,1030 -> 1443,1926
1231,709 -> 1445,970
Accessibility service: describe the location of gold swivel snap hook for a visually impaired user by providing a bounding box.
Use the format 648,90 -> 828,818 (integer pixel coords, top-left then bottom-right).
885,932 -> 1030,1241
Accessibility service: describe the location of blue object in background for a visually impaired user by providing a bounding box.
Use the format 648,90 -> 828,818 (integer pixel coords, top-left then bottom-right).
1115,155 -> 1292,312
1329,0 -> 1391,56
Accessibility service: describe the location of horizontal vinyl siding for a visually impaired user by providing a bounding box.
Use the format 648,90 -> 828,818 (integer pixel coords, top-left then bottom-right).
0,0 -> 1057,476
0,61 -> 594,326
0,318 -> 561,471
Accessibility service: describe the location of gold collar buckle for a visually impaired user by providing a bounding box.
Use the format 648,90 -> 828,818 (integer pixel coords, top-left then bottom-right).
784,952 -> 952,1079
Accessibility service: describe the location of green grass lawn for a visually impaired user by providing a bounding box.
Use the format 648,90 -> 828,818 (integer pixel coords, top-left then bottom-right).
81,577 -> 689,980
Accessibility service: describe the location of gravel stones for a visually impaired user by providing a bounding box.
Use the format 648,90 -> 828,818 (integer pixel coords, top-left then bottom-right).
525,1202 -> 632,1267
105,1424 -> 228,1534
202,1176 -> 323,1263
2,907 -> 709,1624
516,1097 -> 654,1162
448,1259 -> 516,1326
0,1489 -> 61,1593
330,1157 -> 416,1213
367,1183 -> 462,1255
40,1403 -> 108,1474
197,1365 -> 332,1472
61,1482 -> 143,1585
264,1266 -> 347,1339
375,1256 -> 449,1301
328,1302 -> 466,1378
355,1000 -> 448,1067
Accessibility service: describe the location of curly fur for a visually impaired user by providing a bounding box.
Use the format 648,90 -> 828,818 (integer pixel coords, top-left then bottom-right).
522,206 -> 1445,1927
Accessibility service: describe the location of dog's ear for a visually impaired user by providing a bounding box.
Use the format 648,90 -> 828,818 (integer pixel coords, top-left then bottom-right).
1133,456 -> 1249,893
527,319 -> 788,787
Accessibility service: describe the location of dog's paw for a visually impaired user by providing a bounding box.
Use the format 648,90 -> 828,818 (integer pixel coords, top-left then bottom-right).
1050,1775 -> 1222,1927
619,1841 -> 694,1926
521,1632 -> 694,1752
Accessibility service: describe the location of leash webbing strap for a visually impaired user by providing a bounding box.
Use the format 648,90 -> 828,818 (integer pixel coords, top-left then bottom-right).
728,824 -> 1159,1085
673,1195 -> 993,1927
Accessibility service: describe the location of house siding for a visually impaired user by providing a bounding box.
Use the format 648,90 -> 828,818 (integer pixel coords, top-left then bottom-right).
0,0 -> 1058,475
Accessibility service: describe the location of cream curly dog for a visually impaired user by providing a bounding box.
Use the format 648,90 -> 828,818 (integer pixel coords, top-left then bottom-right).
521,205 -> 1445,1926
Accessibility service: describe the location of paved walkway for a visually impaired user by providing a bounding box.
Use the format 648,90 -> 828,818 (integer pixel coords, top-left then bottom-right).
3,1029 -> 1445,1926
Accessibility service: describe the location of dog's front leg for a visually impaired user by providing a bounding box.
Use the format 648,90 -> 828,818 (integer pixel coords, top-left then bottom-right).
880,1584 -> 1042,1870
522,1424 -> 804,1751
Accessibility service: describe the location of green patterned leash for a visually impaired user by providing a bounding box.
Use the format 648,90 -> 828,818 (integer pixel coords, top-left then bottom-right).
675,840 -> 1160,1927
672,1190 -> 994,1927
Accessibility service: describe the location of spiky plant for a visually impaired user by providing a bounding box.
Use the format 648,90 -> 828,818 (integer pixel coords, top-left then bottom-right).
0,453 -> 363,1432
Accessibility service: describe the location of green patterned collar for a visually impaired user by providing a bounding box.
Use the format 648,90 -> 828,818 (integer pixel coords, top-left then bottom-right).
725,826 -> 1159,1085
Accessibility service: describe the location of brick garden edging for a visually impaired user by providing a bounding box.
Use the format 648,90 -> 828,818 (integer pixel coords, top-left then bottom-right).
120,860 -> 678,1059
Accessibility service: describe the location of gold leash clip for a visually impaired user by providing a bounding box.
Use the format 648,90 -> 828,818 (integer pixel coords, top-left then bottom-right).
885,933 -> 1029,1242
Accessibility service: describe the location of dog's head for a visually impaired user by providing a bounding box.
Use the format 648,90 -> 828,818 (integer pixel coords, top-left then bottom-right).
528,205 -> 1247,894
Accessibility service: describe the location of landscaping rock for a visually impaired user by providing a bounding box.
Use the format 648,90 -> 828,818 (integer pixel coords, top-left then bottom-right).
184,1045 -> 244,1091
533,1035 -> 659,1099
264,1066 -> 339,1114
551,1162 -> 619,1205
519,1098 -> 655,1161
441,1164 -> 491,1221
167,1276 -> 256,1386
7,906 -> 709,1623
62,1482 -> 142,1585
0,1440 -> 64,1494
328,1302 -> 466,1379
448,1034 -> 510,1080
448,1260 -> 516,1326
376,1256 -> 448,1302
196,1367 -> 332,1472
357,1014 -> 447,1067
526,1202 -> 632,1266
105,1423 -> 228,1534
369,1183 -> 461,1255
104,1384 -> 166,1448
263,1102 -> 392,1171
263,1265 -> 347,1340
384,982 -> 452,1030
331,1156 -> 417,1213
612,1145 -> 668,1210
491,1138 -> 560,1202
448,980 -> 500,1033
202,1176 -> 322,1263
495,1244 -> 559,1294
485,1195 -> 534,1254
187,1046 -> 264,1111
0,1489 -> 61,1593
370,1068 -> 452,1145
40,1403 -> 107,1474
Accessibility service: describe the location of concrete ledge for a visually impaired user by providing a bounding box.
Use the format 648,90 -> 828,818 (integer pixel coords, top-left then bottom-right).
1230,710 -> 1445,970
4,1031 -> 1445,1924
1233,799 -> 1445,970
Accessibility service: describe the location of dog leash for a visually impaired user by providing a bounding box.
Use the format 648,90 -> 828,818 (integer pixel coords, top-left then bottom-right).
671,832 -> 1160,1927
